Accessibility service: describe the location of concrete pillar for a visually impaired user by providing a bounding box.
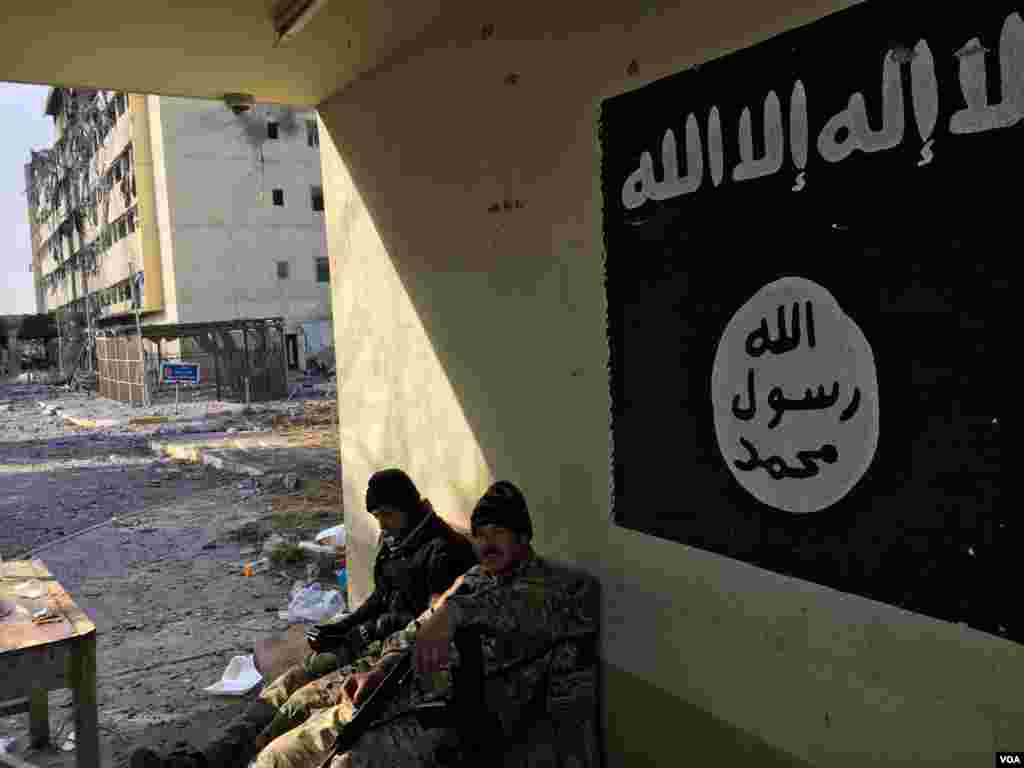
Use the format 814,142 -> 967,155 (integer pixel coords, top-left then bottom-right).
6,332 -> 20,376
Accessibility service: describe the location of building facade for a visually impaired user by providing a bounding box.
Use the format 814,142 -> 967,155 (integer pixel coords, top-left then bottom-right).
27,89 -> 331,368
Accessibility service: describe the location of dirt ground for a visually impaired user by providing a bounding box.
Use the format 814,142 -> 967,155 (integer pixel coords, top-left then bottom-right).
0,382 -> 344,768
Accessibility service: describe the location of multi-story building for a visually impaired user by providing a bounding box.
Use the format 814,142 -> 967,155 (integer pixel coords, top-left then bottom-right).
27,89 -> 332,370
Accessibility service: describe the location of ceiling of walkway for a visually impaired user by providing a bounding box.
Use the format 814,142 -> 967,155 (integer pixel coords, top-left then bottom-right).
2,2 -> 443,107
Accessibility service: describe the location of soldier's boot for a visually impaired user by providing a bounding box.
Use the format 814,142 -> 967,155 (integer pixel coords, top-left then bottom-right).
128,743 -> 206,768
198,700 -> 280,768
129,700 -> 279,768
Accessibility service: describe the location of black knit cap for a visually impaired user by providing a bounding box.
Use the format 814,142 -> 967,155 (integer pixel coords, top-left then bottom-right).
366,469 -> 421,516
471,481 -> 532,540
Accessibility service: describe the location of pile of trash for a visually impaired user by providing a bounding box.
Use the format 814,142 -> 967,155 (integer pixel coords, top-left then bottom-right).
308,344 -> 335,374
204,523 -> 350,701
244,521 -> 344,569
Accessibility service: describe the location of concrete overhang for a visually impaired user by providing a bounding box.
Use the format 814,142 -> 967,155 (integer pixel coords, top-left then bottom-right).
2,1 -> 444,107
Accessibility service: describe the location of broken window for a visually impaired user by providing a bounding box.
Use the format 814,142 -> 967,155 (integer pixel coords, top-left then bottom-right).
306,119 -> 319,148
272,188 -> 285,206
268,121 -> 280,140
316,256 -> 330,283
311,186 -> 324,212
277,260 -> 290,279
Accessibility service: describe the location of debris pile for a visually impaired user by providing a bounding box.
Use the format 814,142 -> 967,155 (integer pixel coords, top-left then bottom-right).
269,400 -> 338,449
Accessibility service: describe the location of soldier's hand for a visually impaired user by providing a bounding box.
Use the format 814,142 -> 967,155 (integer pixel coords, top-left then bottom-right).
344,668 -> 387,706
414,605 -> 452,676
305,622 -> 351,652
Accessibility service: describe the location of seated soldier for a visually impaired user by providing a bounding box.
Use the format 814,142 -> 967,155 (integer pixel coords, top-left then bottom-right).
251,480 -> 598,768
130,468 -> 476,768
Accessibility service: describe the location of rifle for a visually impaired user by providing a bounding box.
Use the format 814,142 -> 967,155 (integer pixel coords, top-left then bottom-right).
318,651 -> 414,767
316,628 -> 508,768
317,628 -> 596,767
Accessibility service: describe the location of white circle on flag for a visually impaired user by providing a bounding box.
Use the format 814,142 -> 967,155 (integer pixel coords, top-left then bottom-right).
711,277 -> 879,514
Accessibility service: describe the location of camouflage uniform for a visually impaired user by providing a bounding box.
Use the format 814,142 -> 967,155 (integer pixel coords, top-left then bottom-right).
249,510 -> 475,749
253,554 -> 598,768
257,641 -> 382,744
129,511 -> 474,768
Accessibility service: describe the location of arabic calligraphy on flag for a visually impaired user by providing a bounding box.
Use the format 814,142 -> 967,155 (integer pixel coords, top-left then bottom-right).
619,12 -> 1024,209
711,277 -> 879,514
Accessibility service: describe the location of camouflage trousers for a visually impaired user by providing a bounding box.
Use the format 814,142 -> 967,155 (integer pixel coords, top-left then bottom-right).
155,651 -> 355,768
257,642 -> 382,745
253,682 -> 455,768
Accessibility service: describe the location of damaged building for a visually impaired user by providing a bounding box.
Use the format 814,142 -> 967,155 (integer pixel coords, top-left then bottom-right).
25,88 -> 332,378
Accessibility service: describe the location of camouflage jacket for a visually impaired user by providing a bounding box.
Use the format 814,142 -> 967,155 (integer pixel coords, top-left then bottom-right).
338,509 -> 477,644
376,554 -> 598,738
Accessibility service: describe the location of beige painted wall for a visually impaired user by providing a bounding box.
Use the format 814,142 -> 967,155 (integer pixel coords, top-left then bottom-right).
129,94 -> 165,312
317,1 -> 1021,766
146,95 -> 180,323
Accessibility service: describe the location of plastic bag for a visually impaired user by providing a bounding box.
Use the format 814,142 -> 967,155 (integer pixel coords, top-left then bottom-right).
286,582 -> 345,624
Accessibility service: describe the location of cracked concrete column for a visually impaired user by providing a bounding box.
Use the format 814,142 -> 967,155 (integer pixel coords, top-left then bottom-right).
6,331 -> 20,377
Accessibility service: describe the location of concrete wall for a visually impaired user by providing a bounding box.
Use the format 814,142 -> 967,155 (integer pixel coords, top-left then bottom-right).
316,1 -> 1021,766
146,95 -> 180,323
127,93 -> 165,312
154,97 -> 331,331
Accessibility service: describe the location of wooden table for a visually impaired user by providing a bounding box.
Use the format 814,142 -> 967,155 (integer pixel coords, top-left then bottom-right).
0,560 -> 98,768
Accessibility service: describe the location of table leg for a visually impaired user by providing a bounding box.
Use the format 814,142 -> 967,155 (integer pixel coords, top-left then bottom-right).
28,689 -> 49,749
69,632 -> 99,768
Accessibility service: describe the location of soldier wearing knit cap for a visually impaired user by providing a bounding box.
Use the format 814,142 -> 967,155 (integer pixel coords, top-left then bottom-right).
364,468 -> 428,548
249,480 -> 600,768
130,469 -> 475,768
469,480 -> 533,575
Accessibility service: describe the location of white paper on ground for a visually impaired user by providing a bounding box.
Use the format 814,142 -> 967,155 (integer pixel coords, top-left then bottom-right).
314,524 -> 346,547
204,655 -> 263,695
12,581 -> 46,599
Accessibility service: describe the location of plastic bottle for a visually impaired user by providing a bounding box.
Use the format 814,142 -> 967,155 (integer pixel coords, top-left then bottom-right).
243,557 -> 271,576
336,567 -> 349,612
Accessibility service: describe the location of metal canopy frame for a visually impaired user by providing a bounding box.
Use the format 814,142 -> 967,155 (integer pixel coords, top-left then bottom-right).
94,316 -> 288,403
96,316 -> 285,340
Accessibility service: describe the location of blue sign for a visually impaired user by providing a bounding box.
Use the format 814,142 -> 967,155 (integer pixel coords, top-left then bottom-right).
161,362 -> 200,385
